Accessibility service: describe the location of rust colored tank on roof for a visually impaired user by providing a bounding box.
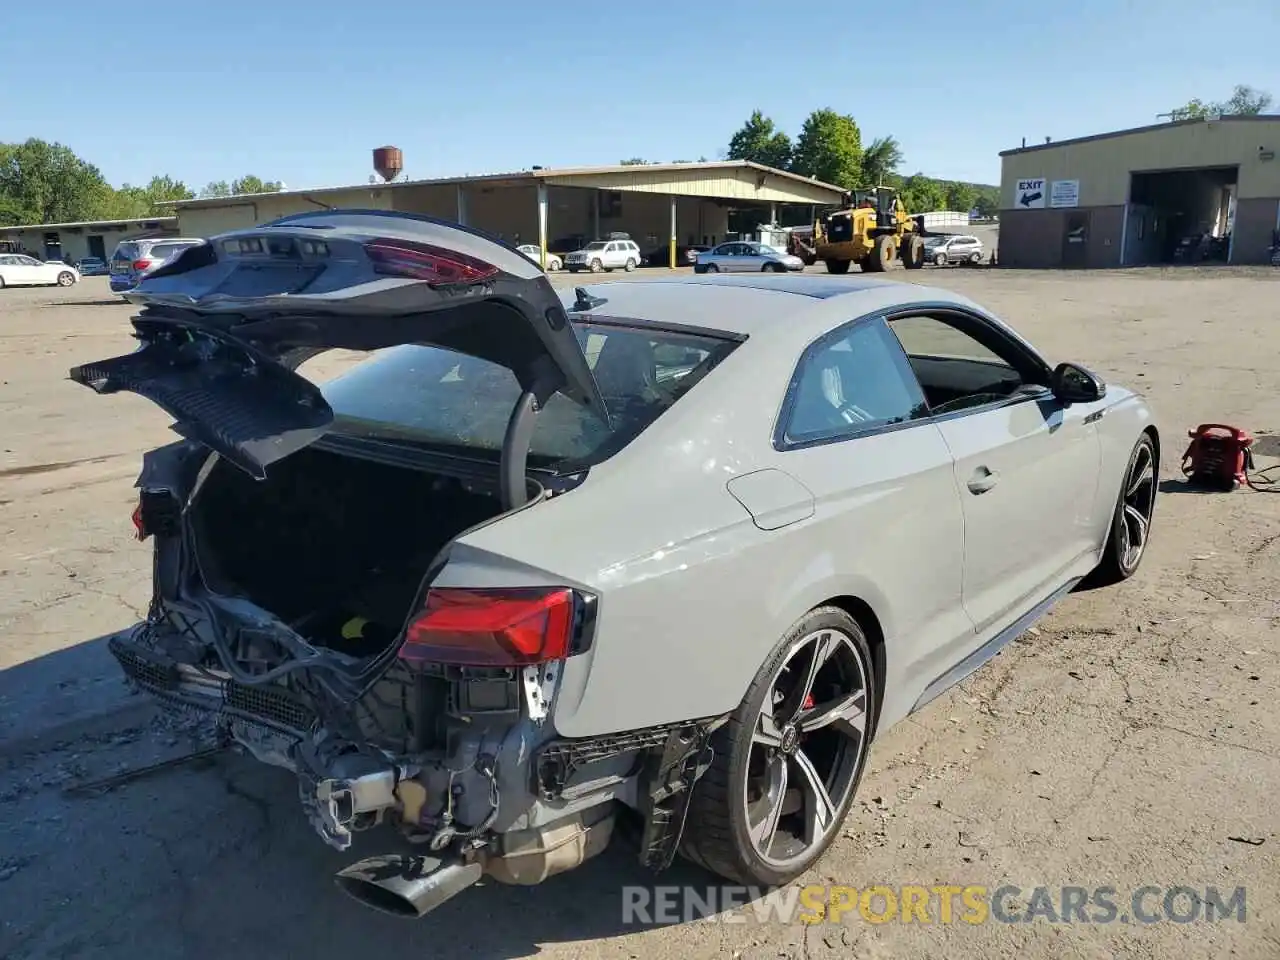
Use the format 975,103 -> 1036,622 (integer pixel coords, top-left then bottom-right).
373,146 -> 403,182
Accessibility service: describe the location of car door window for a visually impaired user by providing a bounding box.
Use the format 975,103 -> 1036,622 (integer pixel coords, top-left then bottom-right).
780,319 -> 929,446
886,313 -> 1039,416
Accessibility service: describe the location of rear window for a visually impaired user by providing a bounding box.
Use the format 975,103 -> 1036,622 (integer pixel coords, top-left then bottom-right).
112,242 -> 141,261
321,321 -> 739,469
147,242 -> 198,260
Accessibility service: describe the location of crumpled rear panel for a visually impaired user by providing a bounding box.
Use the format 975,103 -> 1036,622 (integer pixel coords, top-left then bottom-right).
70,334 -> 334,480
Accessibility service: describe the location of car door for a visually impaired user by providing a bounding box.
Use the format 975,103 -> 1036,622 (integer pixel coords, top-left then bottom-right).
730,242 -> 754,271
885,309 -> 1102,637
772,316 -> 975,698
8,255 -> 43,285
70,210 -> 608,480
740,243 -> 768,271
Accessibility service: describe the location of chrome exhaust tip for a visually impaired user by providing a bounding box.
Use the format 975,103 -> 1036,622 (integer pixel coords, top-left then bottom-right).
334,854 -> 483,919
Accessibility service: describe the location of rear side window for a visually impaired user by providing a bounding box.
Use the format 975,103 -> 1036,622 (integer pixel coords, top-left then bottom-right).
322,321 -> 740,468
148,242 -> 197,260
781,320 -> 928,446
112,242 -> 140,261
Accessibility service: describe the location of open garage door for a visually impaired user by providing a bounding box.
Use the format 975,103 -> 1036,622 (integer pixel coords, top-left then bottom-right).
1125,166 -> 1237,266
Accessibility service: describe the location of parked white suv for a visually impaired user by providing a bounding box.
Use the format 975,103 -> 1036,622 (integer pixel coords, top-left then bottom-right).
925,234 -> 985,266
564,236 -> 642,273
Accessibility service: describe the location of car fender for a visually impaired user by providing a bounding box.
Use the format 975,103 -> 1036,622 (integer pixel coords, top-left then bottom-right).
1091,387 -> 1158,545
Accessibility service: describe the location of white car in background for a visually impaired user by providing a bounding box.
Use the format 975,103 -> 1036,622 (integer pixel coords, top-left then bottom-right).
516,244 -> 562,271
0,253 -> 79,288
564,236 -> 642,273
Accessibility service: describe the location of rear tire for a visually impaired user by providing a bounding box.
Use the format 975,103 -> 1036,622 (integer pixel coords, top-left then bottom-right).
681,606 -> 876,886
824,258 -> 850,274
624,258 -> 636,272
968,252 -> 981,265
866,235 -> 895,272
901,234 -> 925,270
57,271 -> 75,287
1090,434 -> 1158,586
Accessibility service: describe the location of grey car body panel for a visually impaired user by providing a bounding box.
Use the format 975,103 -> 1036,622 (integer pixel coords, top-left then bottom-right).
442,275 -> 1151,739
725,468 -> 816,531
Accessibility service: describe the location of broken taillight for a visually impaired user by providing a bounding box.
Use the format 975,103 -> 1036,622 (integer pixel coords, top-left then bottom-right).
364,239 -> 499,285
399,587 -> 578,667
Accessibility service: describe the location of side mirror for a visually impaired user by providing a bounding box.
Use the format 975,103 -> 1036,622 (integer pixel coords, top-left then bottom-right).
1050,362 -> 1107,404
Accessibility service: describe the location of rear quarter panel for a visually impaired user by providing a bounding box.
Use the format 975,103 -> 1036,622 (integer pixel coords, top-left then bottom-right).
452,297 -> 971,738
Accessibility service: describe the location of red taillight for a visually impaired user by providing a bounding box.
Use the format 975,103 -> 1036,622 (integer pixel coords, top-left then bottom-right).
131,502 -> 148,541
364,239 -> 499,285
132,259 -> 152,271
400,587 -> 576,667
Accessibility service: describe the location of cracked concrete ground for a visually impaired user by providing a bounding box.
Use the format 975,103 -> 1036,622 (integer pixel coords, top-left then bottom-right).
1,268 -> 1278,959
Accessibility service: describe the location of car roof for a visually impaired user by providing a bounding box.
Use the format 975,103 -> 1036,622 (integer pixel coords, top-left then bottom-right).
564,274 -> 978,339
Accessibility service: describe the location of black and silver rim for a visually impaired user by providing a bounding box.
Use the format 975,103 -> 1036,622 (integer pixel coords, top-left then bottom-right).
1118,443 -> 1156,571
745,628 -> 869,869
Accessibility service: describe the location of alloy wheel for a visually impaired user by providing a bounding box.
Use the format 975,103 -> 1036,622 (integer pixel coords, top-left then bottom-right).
744,628 -> 869,870
1117,442 -> 1156,571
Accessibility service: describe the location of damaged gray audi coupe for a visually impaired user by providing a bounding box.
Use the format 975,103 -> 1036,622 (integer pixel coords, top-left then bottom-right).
72,210 -> 1159,919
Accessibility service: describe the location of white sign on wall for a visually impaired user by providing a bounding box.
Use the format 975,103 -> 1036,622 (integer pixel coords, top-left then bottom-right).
1050,180 -> 1080,208
1015,178 -> 1046,209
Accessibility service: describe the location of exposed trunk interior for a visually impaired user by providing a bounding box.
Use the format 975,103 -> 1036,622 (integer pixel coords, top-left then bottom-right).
191,446 -> 506,658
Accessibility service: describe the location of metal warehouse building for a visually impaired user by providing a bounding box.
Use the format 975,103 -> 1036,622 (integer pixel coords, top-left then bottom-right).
998,115 -> 1280,268
163,160 -> 846,267
0,216 -> 178,263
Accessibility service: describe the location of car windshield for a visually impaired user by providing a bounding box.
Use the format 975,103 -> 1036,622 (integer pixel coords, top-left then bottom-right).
584,242 -> 608,251
321,320 -> 739,470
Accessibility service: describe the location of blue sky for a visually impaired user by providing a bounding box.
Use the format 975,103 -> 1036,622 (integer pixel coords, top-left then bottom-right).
2,1 -> 1276,191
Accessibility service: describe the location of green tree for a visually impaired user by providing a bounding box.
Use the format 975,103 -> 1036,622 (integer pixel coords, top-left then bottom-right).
860,135 -> 904,186
726,110 -> 793,170
944,181 -> 976,213
1218,84 -> 1272,115
898,173 -> 946,214
790,109 -> 862,190
229,175 -> 283,195
142,174 -> 195,206
1171,84 -> 1272,119
0,138 -> 114,225
972,189 -> 1000,219
200,180 -> 232,199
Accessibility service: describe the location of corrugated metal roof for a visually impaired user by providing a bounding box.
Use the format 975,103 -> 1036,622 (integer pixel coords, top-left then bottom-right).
1000,114 -> 1280,156
159,161 -> 845,211
0,215 -> 178,233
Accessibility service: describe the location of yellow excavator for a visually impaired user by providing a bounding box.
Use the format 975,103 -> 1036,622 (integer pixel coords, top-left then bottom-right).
790,185 -> 926,274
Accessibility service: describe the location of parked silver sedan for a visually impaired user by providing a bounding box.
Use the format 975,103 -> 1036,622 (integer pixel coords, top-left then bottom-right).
695,241 -> 805,273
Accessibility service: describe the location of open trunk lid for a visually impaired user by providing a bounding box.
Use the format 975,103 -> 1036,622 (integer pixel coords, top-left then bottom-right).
70,210 -> 606,479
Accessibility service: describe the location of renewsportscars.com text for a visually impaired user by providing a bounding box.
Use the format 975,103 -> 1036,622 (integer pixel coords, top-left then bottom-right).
622,884 -> 1247,926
